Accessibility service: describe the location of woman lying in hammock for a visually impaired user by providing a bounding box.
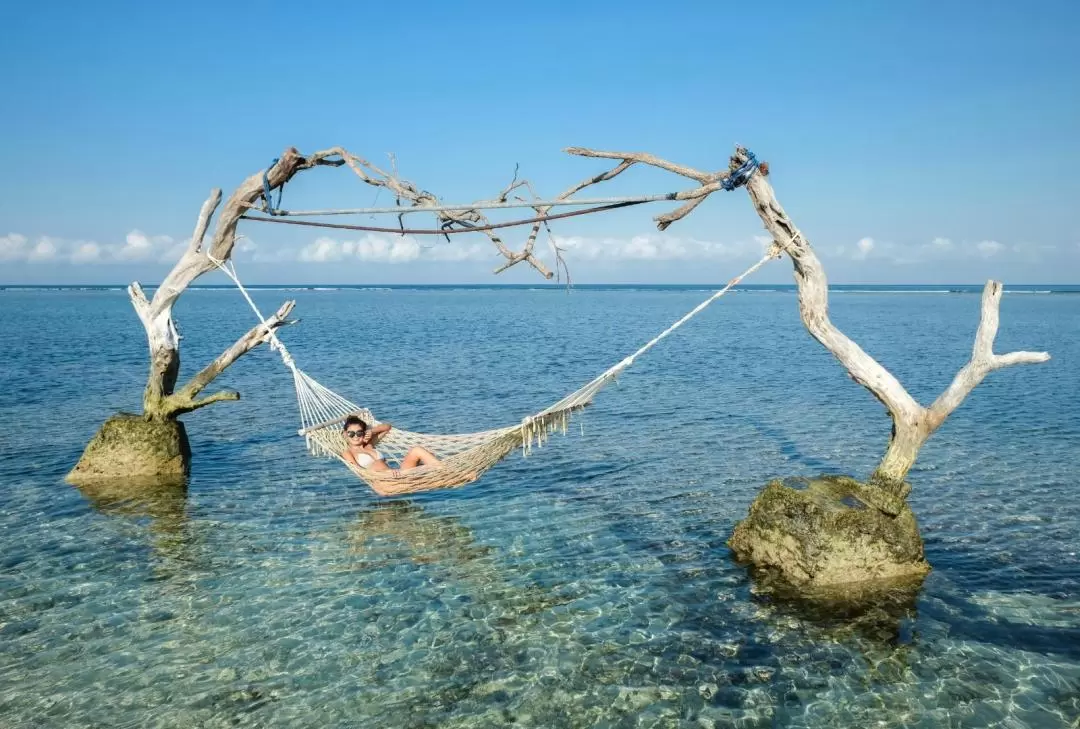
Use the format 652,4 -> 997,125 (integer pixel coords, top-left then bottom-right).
342,415 -> 441,475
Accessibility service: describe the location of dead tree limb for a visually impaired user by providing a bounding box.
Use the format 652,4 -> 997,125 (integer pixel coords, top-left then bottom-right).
727,146 -> 1049,511
564,147 -> 731,231
157,300 -> 298,418
131,148 -> 337,420
288,148 -> 557,279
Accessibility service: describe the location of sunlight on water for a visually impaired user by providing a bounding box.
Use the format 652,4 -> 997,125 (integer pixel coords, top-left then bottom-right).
1,288 -> 1078,727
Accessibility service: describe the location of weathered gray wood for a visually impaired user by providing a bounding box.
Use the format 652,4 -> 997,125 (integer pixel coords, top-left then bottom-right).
308,148 -> 558,278
564,147 -> 731,231
161,300 -> 297,417
239,192 -> 682,217
129,149 -> 338,419
734,146 -> 1050,497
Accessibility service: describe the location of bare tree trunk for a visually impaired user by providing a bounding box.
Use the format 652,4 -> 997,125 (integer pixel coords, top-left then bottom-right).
735,147 -> 1050,509
128,281 -> 181,419
71,150 -> 326,481
876,419 -> 930,484
719,145 -> 1054,590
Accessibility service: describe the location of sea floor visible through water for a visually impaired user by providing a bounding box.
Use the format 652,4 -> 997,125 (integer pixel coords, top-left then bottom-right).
1,285 -> 1078,728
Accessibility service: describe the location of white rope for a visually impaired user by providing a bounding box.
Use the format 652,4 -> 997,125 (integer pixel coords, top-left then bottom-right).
207,241 -> 780,483
533,245 -> 780,420
206,254 -> 297,372
604,248 -> 778,375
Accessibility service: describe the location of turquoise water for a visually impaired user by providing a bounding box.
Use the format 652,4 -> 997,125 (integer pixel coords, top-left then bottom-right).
1,286 -> 1079,727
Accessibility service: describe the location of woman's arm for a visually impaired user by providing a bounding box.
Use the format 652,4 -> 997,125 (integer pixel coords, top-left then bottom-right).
370,422 -> 393,445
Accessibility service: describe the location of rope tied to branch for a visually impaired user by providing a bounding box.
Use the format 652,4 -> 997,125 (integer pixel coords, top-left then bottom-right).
262,158 -> 285,216
721,150 -> 760,191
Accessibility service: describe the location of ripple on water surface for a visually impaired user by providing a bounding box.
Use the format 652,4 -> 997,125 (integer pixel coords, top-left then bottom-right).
0,288 -> 1078,727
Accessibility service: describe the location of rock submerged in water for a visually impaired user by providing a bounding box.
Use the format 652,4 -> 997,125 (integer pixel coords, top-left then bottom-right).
728,476 -> 930,589
67,413 -> 191,483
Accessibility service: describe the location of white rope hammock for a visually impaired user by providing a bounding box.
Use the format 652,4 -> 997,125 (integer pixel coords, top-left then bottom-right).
211,248 -> 777,496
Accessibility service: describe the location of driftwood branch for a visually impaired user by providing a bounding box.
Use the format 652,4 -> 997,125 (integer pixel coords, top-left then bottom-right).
738,152 -> 921,423
926,281 -> 1050,428
564,147 -> 713,183
301,148 -> 556,278
737,146 -> 1050,512
186,189 -> 222,256
565,147 -> 737,231
167,390 -> 241,417
127,281 -> 152,327
166,300 -> 297,413
131,148 -> 348,419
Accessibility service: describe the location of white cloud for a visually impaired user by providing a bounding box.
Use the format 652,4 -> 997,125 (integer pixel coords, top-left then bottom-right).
295,234 -> 496,264
299,237 -> 343,263
298,234 -> 418,263
28,237 -> 59,262
351,235 -> 419,263
1,228 -> 1069,277
549,233 -> 767,262
117,230 -> 175,261
426,241 -> 495,262
0,233 -> 28,262
0,229 -> 180,265
71,242 -> 102,263
833,235 -> 1056,266
251,233 -> 767,267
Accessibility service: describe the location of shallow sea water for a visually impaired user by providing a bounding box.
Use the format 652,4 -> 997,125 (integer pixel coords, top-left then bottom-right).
1,286 -> 1079,728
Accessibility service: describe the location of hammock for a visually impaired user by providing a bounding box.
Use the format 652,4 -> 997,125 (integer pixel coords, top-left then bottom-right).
213,251 -> 776,495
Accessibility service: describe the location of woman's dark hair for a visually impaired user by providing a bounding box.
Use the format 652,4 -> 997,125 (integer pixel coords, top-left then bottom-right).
343,415 -> 368,432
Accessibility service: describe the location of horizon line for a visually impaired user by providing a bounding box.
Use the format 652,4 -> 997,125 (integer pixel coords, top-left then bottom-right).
3,282 -> 1078,288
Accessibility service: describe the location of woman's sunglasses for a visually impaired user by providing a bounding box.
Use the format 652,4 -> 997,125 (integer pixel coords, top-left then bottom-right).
345,430 -> 366,438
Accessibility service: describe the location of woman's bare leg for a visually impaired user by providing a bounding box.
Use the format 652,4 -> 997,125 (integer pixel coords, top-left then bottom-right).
400,446 -> 440,470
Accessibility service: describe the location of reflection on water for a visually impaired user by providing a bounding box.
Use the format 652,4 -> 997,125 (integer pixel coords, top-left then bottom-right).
346,499 -> 578,620
348,499 -> 494,569
72,476 -> 199,585
747,568 -> 926,647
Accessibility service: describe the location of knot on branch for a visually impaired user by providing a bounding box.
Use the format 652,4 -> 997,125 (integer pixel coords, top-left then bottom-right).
721,150 -> 761,191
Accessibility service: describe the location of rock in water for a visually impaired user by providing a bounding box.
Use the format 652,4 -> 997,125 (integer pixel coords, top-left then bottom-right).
728,476 -> 930,588
67,414 -> 191,482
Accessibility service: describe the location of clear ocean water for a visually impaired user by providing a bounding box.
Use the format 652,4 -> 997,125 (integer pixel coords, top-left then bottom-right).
1,284 -> 1078,728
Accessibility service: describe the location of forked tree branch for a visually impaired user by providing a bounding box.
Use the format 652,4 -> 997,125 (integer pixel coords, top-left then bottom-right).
161,300 -> 297,417
738,150 -> 922,423
187,189 -> 223,256
926,281 -> 1050,429
736,145 -> 1049,511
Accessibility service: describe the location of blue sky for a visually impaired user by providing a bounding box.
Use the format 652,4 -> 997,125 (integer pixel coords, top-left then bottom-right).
1,0 -> 1077,284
